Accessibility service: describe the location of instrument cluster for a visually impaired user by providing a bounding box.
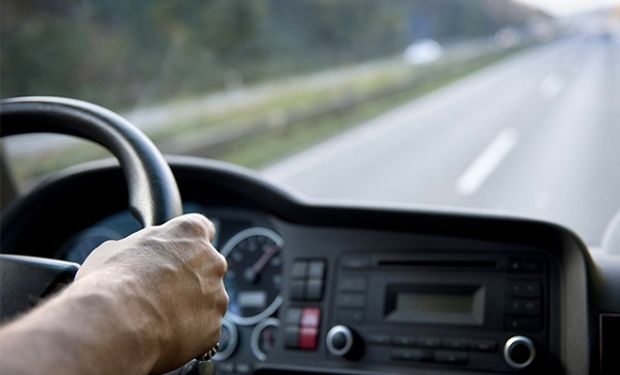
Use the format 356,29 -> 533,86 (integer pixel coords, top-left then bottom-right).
57,204 -> 284,367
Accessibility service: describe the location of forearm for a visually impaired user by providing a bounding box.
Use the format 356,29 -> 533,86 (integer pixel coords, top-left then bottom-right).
0,271 -> 163,375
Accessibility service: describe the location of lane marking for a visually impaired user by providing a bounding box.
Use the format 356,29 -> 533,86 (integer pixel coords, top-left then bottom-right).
263,41 -> 569,183
539,73 -> 564,99
456,128 -> 518,196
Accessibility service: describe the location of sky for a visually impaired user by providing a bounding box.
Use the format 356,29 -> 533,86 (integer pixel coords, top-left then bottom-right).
516,0 -> 620,17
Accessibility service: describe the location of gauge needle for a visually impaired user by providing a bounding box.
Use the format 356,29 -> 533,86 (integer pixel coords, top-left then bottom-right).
245,244 -> 280,283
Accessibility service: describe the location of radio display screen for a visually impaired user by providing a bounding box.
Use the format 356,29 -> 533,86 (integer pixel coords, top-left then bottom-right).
385,285 -> 485,325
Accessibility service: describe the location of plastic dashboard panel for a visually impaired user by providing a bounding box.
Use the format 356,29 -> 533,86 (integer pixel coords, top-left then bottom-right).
1,156 -> 616,374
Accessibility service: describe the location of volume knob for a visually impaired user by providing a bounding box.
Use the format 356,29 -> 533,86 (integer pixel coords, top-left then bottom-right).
503,335 -> 536,369
326,325 -> 355,357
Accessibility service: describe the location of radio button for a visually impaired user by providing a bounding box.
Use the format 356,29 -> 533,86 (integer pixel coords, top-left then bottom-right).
299,327 -> 319,351
367,334 -> 391,345
391,349 -> 433,362
418,337 -> 441,348
284,327 -> 300,349
441,338 -> 470,350
301,307 -> 321,328
434,350 -> 469,364
290,280 -> 305,300
338,277 -> 368,292
508,258 -> 543,273
470,340 -> 498,352
392,335 -> 417,347
308,260 -> 326,279
284,308 -> 302,326
306,279 -> 324,301
509,280 -> 541,297
341,256 -> 372,270
291,261 -> 308,279
334,309 -> 364,323
337,293 -> 366,308
508,299 -> 540,316
505,316 -> 542,332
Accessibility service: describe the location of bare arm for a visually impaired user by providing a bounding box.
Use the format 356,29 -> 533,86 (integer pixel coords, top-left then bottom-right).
0,214 -> 228,375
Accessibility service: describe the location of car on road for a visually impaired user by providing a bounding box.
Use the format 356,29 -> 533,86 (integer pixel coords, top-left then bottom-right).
2,1 -> 620,375
402,39 -> 444,65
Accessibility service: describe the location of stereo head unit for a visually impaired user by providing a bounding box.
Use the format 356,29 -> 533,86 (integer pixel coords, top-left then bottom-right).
326,251 -> 552,373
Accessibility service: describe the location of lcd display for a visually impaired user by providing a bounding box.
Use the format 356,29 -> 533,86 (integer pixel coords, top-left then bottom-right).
396,293 -> 473,315
385,285 -> 485,325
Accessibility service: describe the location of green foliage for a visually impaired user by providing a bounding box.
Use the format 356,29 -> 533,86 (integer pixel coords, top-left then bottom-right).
0,0 -> 544,110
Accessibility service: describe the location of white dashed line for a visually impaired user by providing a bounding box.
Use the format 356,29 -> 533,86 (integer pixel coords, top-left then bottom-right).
456,128 -> 519,196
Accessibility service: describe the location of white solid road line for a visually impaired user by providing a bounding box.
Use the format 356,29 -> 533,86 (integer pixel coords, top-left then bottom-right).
456,128 -> 519,196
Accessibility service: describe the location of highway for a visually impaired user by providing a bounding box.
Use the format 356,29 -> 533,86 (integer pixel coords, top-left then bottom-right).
262,35 -> 620,245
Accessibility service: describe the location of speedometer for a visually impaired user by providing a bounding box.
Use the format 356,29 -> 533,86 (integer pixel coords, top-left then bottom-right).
221,227 -> 284,325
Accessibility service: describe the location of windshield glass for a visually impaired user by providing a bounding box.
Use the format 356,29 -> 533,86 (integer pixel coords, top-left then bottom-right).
2,0 -> 620,245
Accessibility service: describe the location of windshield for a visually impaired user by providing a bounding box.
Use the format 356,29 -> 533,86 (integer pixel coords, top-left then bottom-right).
2,0 -> 620,245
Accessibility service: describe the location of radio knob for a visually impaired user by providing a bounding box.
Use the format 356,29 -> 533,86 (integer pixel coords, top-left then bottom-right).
326,325 -> 361,358
503,336 -> 536,369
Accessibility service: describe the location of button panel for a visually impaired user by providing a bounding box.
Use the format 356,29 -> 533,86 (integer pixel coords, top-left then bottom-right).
366,333 -> 498,353
290,259 -> 327,302
284,307 -> 322,352
505,275 -> 544,333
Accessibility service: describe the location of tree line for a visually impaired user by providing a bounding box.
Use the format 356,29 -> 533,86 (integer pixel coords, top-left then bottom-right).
0,0 -> 547,109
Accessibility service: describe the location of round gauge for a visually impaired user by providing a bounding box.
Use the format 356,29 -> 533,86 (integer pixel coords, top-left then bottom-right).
57,227 -> 123,264
221,228 -> 284,326
251,318 -> 280,361
212,318 -> 238,361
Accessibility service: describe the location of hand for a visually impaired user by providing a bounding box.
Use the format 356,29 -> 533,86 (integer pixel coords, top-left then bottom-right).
75,214 -> 229,373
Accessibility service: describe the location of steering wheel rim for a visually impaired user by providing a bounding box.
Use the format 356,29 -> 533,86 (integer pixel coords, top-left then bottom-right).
0,96 -> 182,228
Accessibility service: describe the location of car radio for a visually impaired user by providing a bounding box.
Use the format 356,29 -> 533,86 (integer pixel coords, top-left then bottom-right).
324,251 -> 553,373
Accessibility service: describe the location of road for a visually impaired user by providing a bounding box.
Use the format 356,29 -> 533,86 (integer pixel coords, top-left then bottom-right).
262,35 -> 620,245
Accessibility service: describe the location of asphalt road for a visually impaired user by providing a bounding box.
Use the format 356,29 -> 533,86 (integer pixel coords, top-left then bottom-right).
262,35 -> 620,245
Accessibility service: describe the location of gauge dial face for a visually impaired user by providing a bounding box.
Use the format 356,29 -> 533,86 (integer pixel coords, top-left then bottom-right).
251,318 -> 280,361
221,228 -> 284,325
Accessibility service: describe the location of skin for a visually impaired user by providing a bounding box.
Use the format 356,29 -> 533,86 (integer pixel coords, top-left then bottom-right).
0,214 -> 229,375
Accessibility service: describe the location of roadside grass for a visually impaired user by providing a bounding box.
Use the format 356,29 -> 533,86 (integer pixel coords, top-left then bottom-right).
219,50 -> 517,168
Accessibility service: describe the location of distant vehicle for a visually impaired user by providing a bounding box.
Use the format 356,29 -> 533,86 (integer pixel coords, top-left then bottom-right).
402,38 -> 443,65
494,27 -> 522,48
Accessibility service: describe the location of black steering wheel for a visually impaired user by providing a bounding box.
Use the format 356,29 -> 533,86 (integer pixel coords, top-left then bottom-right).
0,96 -> 183,321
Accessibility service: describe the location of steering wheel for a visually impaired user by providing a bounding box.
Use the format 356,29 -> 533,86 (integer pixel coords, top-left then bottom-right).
0,96 -> 183,321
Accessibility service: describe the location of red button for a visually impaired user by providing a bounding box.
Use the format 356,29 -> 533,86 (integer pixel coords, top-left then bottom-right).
299,327 -> 318,350
301,307 -> 321,328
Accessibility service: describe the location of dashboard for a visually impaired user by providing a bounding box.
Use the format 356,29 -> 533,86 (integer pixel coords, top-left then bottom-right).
3,156 -> 620,375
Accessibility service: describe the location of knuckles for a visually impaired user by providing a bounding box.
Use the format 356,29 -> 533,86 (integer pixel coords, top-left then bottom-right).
171,214 -> 217,242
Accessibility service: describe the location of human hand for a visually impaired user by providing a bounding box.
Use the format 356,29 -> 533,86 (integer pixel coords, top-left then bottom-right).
75,214 -> 228,373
